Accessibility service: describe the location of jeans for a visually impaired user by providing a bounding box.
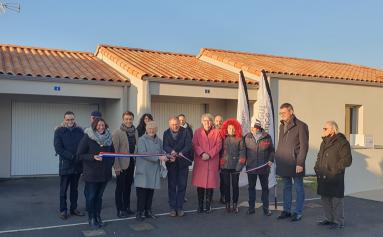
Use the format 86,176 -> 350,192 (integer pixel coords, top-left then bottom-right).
59,173 -> 81,212
84,181 -> 108,216
167,165 -> 189,210
282,176 -> 305,215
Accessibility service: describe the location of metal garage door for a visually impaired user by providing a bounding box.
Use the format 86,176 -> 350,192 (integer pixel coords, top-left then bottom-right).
151,102 -> 206,138
11,102 -> 98,176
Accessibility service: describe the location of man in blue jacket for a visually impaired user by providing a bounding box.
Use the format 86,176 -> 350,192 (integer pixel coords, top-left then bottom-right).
54,111 -> 85,220
163,117 -> 193,217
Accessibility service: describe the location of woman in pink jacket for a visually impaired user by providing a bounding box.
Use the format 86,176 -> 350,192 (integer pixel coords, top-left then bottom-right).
192,113 -> 223,213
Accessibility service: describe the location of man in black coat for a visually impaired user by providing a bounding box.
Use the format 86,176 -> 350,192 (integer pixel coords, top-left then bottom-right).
275,103 -> 309,222
315,121 -> 352,229
54,111 -> 85,220
163,117 -> 193,217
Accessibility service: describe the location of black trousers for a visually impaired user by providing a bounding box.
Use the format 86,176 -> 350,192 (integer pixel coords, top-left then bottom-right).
136,187 -> 154,213
247,173 -> 269,210
59,173 -> 81,212
220,172 -> 225,198
115,160 -> 135,211
221,169 -> 239,203
84,181 -> 108,217
167,165 -> 189,210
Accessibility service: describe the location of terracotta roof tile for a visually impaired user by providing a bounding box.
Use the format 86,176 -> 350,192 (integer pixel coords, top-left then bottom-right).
199,48 -> 383,84
0,44 -> 128,83
96,45 -> 255,85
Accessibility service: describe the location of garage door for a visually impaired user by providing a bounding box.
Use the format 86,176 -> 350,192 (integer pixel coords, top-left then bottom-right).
11,102 -> 99,176
151,102 -> 206,138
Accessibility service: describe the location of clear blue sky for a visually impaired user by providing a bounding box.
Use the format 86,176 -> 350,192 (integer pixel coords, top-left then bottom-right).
1,0 -> 382,68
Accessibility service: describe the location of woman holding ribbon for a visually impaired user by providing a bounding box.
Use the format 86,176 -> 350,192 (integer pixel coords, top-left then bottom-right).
237,120 -> 274,216
219,119 -> 243,213
192,113 -> 222,214
77,118 -> 115,229
135,121 -> 168,221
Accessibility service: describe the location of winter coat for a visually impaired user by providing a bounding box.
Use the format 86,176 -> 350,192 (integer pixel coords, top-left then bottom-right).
54,126 -> 84,175
112,128 -> 138,171
135,134 -> 165,189
237,131 -> 274,174
163,127 -> 193,169
314,133 -> 352,198
192,127 -> 222,189
220,136 -> 242,170
275,115 -> 309,177
76,134 -> 115,182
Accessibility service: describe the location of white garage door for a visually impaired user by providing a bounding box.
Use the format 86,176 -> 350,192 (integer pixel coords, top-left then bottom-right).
151,102 -> 206,138
11,102 -> 98,176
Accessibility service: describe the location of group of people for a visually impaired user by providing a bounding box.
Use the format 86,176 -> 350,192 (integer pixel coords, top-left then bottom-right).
53,102 -> 352,230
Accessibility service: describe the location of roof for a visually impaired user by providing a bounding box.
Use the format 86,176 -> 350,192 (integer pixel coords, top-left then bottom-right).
0,44 -> 128,83
199,48 -> 383,84
96,45 -> 256,85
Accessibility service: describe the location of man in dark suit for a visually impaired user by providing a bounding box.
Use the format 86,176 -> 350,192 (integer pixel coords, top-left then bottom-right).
163,117 -> 193,217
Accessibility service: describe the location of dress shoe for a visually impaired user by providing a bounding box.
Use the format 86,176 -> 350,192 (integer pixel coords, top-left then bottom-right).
88,217 -> 99,229
96,213 -> 104,227
59,211 -> 68,220
126,209 -> 135,215
277,211 -> 291,219
145,210 -> 157,219
291,213 -> 302,222
317,219 -> 332,225
329,223 -> 344,229
247,208 -> 255,215
263,209 -> 272,216
225,203 -> 232,213
117,210 -> 126,218
170,210 -> 177,217
136,212 -> 145,221
70,209 -> 85,216
177,209 -> 185,217
232,203 -> 239,214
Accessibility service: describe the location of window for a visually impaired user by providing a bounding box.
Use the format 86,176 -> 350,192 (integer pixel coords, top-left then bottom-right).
345,104 -> 363,139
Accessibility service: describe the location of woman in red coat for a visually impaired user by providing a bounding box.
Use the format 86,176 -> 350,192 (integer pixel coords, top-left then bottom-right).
192,113 -> 223,213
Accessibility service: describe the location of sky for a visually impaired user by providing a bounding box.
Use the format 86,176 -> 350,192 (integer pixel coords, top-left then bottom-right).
1,0 -> 382,69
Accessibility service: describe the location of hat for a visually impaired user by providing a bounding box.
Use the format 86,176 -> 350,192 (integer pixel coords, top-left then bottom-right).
91,111 -> 102,118
253,119 -> 262,129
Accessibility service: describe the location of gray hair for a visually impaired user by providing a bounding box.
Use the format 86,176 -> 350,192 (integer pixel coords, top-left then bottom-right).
146,121 -> 158,130
326,120 -> 339,134
201,113 -> 214,123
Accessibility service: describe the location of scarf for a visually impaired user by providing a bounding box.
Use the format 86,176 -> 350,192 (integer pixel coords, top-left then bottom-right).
85,128 -> 112,147
120,123 -> 136,138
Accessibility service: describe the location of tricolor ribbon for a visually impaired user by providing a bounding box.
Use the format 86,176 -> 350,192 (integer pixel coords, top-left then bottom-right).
99,152 -> 193,163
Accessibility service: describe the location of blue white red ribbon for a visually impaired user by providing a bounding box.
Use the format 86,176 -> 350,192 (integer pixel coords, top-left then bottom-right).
99,152 -> 193,163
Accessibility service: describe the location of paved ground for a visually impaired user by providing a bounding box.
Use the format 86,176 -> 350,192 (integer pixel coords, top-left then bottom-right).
0,175 -> 382,237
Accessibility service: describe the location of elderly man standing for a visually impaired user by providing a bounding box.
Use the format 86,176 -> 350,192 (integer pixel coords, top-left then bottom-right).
275,103 -> 309,222
54,111 -> 85,220
315,121 -> 352,229
163,117 -> 193,217
214,115 -> 225,204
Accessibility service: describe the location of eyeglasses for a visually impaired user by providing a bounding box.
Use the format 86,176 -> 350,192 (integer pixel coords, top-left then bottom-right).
65,119 -> 75,121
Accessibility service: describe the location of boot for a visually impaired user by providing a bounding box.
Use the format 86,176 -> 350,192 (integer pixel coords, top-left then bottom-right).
225,202 -> 231,213
197,188 -> 205,213
205,189 -> 213,214
96,212 -> 104,227
233,203 -> 239,213
88,212 -> 98,229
